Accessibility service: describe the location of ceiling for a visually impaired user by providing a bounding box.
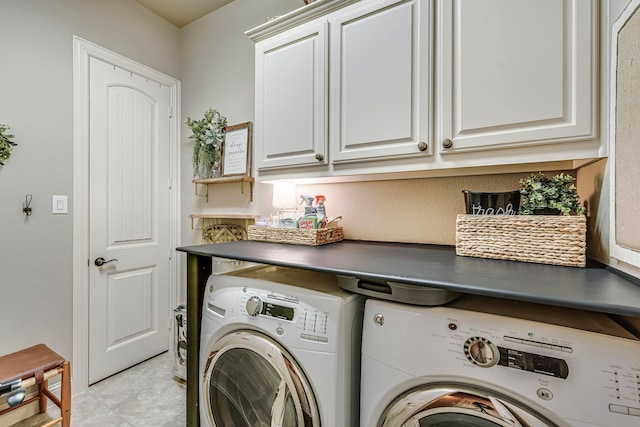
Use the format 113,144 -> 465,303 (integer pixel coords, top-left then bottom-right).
134,0 -> 234,28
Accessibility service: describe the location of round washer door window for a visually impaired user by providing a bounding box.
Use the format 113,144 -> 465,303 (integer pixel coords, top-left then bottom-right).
202,330 -> 320,427
380,385 -> 566,427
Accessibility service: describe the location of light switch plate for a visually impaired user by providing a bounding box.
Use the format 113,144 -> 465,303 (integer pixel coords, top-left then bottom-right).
52,195 -> 68,214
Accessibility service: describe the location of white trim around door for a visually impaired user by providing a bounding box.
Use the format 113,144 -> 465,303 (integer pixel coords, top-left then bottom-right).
72,36 -> 181,392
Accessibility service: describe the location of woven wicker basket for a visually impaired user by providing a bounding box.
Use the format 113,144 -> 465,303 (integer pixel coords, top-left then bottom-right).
248,225 -> 343,246
203,224 -> 247,244
456,214 -> 587,267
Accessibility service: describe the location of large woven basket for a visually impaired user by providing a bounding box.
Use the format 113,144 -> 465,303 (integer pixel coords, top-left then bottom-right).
248,225 -> 343,246
455,214 -> 587,267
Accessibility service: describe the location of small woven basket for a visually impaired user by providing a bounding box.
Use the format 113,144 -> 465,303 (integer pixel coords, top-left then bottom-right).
248,225 -> 343,246
203,224 -> 247,244
455,214 -> 587,267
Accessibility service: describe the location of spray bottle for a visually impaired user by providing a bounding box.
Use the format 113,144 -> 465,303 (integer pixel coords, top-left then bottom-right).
298,195 -> 318,229
315,195 -> 327,228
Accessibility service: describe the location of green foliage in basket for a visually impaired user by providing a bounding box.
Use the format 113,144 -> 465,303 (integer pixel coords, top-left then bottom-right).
0,123 -> 17,166
185,108 -> 227,179
519,173 -> 586,215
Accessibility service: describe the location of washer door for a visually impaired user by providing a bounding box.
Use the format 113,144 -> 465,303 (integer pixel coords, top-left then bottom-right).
379,384 -> 566,427
202,330 -> 320,427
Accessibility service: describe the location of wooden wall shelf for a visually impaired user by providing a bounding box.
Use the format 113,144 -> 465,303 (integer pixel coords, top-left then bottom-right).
192,176 -> 255,202
188,213 -> 258,231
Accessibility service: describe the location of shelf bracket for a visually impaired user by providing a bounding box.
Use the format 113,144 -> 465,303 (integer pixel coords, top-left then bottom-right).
190,216 -> 204,231
241,180 -> 254,202
195,182 -> 209,202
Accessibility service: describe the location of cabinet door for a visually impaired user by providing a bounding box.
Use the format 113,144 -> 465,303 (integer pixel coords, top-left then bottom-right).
438,0 -> 596,155
329,0 -> 432,164
255,21 -> 328,170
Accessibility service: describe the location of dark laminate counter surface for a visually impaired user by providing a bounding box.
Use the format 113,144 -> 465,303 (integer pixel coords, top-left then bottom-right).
178,239 -> 640,316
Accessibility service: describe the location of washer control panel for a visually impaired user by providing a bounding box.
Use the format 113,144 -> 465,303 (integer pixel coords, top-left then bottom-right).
238,287 -> 330,342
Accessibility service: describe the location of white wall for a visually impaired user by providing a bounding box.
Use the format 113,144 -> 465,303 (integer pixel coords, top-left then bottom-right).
179,0 -> 302,251
0,0 -> 179,361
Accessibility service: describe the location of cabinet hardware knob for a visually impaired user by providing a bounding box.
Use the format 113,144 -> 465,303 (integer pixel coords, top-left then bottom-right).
315,153 -> 324,161
94,257 -> 118,267
417,142 -> 428,152
442,139 -> 453,149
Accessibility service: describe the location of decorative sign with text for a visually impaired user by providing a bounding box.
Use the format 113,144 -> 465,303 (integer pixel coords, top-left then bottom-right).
222,122 -> 252,177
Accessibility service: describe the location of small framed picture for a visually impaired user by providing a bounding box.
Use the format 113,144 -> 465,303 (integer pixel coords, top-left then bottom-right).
222,122 -> 252,177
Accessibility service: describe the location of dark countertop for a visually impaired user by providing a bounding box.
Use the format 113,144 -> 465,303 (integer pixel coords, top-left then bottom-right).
177,239 -> 640,317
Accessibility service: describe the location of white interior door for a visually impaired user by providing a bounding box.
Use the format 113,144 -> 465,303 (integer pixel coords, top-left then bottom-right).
88,56 -> 171,384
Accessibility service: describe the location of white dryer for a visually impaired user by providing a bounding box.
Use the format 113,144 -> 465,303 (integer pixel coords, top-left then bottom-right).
361,295 -> 640,427
200,265 -> 365,427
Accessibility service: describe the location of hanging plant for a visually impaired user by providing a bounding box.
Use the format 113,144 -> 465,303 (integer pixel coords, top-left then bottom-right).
185,108 -> 227,179
519,172 -> 586,215
0,123 -> 17,165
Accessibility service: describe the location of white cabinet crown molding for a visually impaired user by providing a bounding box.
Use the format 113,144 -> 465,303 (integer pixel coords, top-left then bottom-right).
246,0 -> 360,42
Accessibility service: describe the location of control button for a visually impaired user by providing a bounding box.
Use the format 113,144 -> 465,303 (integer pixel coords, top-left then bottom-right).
536,388 -> 553,401
318,337 -> 328,343
541,343 -> 552,349
561,346 -> 573,353
276,327 -> 284,336
551,345 -> 563,351
504,336 -> 522,344
609,404 -> 629,415
309,335 -> 319,342
448,323 -> 457,331
301,333 -> 310,340
629,407 -> 640,417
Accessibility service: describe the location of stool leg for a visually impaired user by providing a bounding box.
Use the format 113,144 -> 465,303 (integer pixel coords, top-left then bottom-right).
38,379 -> 48,413
60,361 -> 71,427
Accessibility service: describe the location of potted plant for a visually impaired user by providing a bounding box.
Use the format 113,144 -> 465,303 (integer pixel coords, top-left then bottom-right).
519,172 -> 586,215
185,108 -> 227,179
0,123 -> 17,166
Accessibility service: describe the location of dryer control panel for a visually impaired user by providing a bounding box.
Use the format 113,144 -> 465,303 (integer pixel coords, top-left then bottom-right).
462,335 -> 570,378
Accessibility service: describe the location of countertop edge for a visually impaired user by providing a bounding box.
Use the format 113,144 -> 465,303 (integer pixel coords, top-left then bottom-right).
177,240 -> 640,317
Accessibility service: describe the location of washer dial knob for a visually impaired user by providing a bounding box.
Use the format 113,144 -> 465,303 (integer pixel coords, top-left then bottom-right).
246,296 -> 263,317
464,337 -> 499,367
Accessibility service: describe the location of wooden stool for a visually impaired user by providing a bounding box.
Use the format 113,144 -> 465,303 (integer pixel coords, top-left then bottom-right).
0,344 -> 71,427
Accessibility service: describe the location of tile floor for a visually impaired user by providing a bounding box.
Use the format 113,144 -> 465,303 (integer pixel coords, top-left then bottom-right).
13,351 -> 186,427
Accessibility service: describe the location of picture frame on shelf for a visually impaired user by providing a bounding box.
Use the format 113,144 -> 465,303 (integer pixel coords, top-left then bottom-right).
222,122 -> 252,177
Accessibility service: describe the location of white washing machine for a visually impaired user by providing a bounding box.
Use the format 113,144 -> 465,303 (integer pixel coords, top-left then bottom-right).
361,295 -> 640,427
199,265 -> 365,427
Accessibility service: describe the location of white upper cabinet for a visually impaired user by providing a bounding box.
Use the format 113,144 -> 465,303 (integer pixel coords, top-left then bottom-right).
254,20 -> 328,171
329,0 -> 431,164
438,0 -> 598,158
248,0 -> 601,180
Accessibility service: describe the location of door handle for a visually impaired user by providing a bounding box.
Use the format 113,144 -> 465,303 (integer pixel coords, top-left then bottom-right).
94,257 -> 118,267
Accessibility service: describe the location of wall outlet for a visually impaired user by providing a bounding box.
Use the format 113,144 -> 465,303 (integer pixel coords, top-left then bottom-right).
52,195 -> 68,214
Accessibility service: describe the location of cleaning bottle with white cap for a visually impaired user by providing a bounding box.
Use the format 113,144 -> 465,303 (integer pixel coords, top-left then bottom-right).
315,195 -> 327,228
298,195 -> 318,229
